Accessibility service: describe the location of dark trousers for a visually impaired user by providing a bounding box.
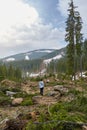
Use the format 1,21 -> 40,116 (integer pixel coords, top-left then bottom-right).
40,88 -> 44,95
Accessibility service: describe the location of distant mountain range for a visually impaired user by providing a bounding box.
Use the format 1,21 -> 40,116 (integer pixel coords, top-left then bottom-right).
1,48 -> 66,63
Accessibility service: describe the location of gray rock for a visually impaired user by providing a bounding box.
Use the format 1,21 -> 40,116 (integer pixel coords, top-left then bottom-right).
54,85 -> 69,94
6,91 -> 17,96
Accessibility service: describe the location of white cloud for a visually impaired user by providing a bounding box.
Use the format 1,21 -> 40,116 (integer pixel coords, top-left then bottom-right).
0,0 -> 39,30
9,23 -> 65,50
0,0 -> 40,45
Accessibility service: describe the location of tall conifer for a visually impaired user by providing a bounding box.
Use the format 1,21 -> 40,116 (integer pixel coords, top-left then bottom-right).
65,0 -> 83,79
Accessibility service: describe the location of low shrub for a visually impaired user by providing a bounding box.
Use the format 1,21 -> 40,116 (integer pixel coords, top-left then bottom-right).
21,98 -> 33,106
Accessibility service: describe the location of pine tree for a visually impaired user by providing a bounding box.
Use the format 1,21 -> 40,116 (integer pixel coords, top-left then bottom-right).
65,0 -> 83,79
65,0 -> 76,79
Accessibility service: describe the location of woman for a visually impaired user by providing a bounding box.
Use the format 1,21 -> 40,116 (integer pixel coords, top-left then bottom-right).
39,78 -> 44,95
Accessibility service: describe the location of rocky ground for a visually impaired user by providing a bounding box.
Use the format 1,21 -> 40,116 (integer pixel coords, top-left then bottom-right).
0,77 -> 87,130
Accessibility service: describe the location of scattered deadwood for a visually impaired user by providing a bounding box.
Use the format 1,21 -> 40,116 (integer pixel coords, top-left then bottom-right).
83,125 -> 87,130
4,119 -> 27,130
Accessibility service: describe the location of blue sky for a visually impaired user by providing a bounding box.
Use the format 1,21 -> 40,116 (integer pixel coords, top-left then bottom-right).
0,0 -> 87,58
27,0 -> 64,25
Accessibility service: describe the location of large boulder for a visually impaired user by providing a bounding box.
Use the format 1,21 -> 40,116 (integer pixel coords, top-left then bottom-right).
54,85 -> 69,95
12,98 -> 23,106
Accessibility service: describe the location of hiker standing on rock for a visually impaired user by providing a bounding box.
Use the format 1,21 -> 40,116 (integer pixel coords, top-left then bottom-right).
39,78 -> 44,95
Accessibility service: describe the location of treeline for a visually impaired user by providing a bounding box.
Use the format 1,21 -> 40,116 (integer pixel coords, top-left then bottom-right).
0,64 -> 22,81
6,59 -> 43,73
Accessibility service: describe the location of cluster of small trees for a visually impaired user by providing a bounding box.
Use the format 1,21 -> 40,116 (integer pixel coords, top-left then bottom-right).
0,64 -> 22,81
